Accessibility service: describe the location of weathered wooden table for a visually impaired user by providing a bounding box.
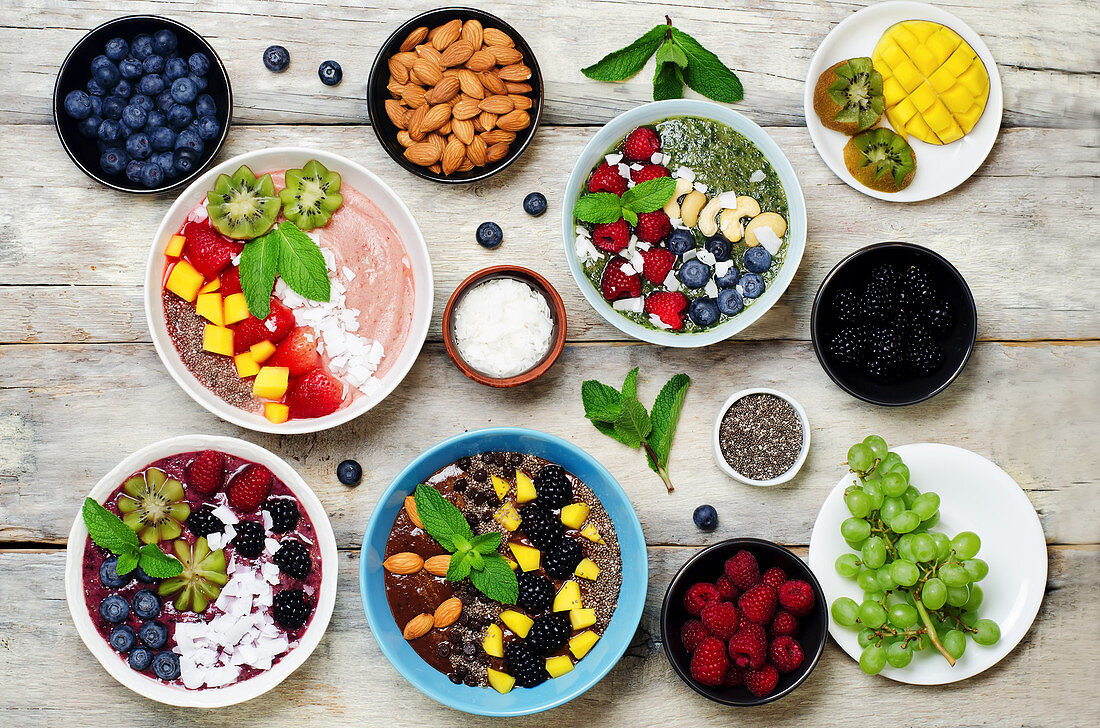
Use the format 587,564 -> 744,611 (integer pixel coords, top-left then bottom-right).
1,0 -> 1097,724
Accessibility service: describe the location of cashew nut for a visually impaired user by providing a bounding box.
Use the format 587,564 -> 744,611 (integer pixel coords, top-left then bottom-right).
744,212 -> 788,248
662,177 -> 694,218
717,196 -> 761,242
678,190 -> 707,228
697,195 -> 725,237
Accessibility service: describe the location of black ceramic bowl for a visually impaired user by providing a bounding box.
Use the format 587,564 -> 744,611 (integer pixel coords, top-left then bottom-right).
53,15 -> 232,194
366,7 -> 543,183
811,242 -> 977,406
660,538 -> 827,706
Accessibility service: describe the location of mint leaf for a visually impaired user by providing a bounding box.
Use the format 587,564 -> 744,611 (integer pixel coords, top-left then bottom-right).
573,193 -> 624,224
621,177 -> 677,214
645,373 -> 691,470
622,208 -> 639,227
653,60 -> 684,101
468,554 -> 518,604
116,550 -> 139,576
470,532 -> 502,555
582,24 -> 666,81
621,367 -> 639,401
137,543 -> 183,578
82,497 -> 140,556
581,379 -> 623,422
614,396 -> 652,449
447,550 -> 473,581
671,28 -> 744,103
272,221 -> 330,303
414,484 -> 473,553
239,233 -> 280,319
655,40 -> 688,69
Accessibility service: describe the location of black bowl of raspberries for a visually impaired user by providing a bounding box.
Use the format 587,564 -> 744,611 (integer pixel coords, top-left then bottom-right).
53,15 -> 232,194
811,242 -> 977,406
660,538 -> 827,706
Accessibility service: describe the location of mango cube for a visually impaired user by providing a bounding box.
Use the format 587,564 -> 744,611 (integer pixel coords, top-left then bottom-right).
165,234 -> 186,257
504,557 -> 518,571
166,260 -> 204,303
491,475 -> 511,500
553,580 -> 582,612
561,502 -> 590,530
250,340 -> 276,363
198,277 -> 221,294
202,324 -> 234,356
196,292 -> 224,326
487,668 -> 515,694
580,523 -> 605,544
482,623 -> 504,658
515,470 -> 536,503
499,610 -> 533,638
545,655 -> 574,678
494,502 -> 521,531
222,292 -> 250,325
508,542 -> 541,572
253,366 -> 289,399
569,630 -> 600,659
234,352 -> 260,378
570,608 -> 596,630
574,557 -> 600,581
264,402 -> 289,424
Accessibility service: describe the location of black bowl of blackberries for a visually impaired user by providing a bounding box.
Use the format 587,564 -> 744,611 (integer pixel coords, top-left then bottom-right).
53,15 -> 232,194
811,242 -> 977,406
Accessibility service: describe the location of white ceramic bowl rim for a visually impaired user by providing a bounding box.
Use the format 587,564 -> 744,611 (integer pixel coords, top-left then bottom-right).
64,435 -> 339,708
712,387 -> 811,486
561,99 -> 807,348
144,146 -> 434,433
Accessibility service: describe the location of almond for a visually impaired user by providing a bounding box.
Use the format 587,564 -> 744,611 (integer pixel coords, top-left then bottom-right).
392,51 -> 418,69
404,142 -> 439,166
452,97 -> 481,120
412,58 -> 443,86
489,46 -> 523,66
465,49 -> 496,73
441,136 -> 465,174
480,70 -> 507,96
439,121 -> 452,136
466,135 -> 487,166
478,110 -> 497,131
497,109 -> 530,132
471,117 -> 485,133
386,80 -> 406,98
457,158 -> 475,172
385,99 -> 408,129
456,69 -> 484,99
482,129 -> 516,145
426,132 -> 447,156
425,76 -> 461,105
388,58 -> 409,85
460,19 -> 483,49
401,84 -> 427,109
429,163 -> 442,174
400,26 -> 428,53
433,597 -> 463,629
451,117 -> 475,145
479,94 -> 514,114
406,103 -> 429,138
383,551 -> 424,574
440,39 -> 475,67
504,81 -> 532,94
486,142 -> 510,163
509,94 -> 532,110
396,130 -> 414,148
423,554 -> 452,577
403,495 -> 423,528
483,27 -> 515,47
429,19 -> 462,51
420,104 -> 451,132
403,613 -> 434,640
415,45 -> 443,66
498,64 -> 532,82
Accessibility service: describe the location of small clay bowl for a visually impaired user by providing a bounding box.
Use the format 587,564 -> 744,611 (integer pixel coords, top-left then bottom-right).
443,265 -> 566,387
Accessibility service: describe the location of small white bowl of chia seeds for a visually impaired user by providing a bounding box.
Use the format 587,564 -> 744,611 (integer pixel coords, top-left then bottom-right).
713,388 -> 810,486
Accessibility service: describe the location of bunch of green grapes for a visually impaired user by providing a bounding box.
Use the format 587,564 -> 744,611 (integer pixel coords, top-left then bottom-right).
830,435 -> 1001,674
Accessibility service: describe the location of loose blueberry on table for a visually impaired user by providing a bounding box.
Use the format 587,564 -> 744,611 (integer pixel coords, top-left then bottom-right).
318,60 -> 342,86
476,221 -> 503,249
523,192 -> 547,217
263,45 -> 290,72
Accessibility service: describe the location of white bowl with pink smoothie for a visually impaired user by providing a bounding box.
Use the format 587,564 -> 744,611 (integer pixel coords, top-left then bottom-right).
144,147 -> 433,433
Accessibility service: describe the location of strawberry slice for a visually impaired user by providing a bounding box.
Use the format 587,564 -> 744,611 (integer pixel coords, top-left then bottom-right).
220,266 -> 242,295
226,464 -> 273,513
186,450 -> 226,496
599,257 -> 642,302
268,327 -> 320,376
233,298 -> 296,353
285,367 -> 344,419
182,221 -> 242,279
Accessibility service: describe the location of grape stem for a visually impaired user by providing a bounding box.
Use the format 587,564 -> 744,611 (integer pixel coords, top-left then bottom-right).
915,600 -> 955,666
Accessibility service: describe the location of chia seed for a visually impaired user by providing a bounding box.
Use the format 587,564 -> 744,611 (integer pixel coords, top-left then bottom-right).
719,393 -> 803,481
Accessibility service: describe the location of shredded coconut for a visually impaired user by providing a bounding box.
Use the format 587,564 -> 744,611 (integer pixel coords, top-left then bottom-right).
452,279 -> 554,379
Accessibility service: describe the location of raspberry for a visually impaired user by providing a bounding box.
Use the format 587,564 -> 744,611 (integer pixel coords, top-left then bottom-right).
272,589 -> 311,630
516,571 -> 555,614
633,209 -> 670,243
643,291 -> 687,330
700,600 -> 739,641
688,636 -> 728,686
683,582 -> 721,616
776,580 -> 815,617
226,464 -> 273,513
723,550 -> 761,590
623,126 -> 661,162
715,575 -> 740,602
532,464 -> 572,509
680,619 -> 710,653
526,612 -> 571,656
762,567 -> 787,588
727,623 -> 766,669
263,498 -> 300,534
630,163 -> 669,184
722,664 -> 745,686
273,539 -> 312,580
543,537 -> 583,580
186,450 -> 225,496
592,219 -> 630,253
588,162 -> 627,195
519,502 -> 564,550
600,257 -> 642,301
640,247 -> 675,285
768,635 -> 805,674
232,520 -> 264,559
739,583 -> 778,624
505,641 -> 549,687
744,664 -> 779,698
770,610 -> 799,637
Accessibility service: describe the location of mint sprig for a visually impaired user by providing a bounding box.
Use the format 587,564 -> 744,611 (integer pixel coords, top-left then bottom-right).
413,484 -> 517,604
82,497 -> 183,578
239,221 -> 331,319
573,176 -> 676,226
581,368 -> 691,493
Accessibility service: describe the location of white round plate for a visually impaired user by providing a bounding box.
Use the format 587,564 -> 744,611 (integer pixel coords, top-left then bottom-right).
803,1 -> 1003,202
808,443 -> 1046,684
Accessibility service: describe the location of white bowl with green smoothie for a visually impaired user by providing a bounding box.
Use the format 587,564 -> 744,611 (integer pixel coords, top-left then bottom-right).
562,100 -> 806,347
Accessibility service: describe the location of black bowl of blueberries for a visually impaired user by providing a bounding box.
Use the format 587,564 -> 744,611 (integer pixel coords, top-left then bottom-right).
53,15 -> 232,194
810,242 -> 977,406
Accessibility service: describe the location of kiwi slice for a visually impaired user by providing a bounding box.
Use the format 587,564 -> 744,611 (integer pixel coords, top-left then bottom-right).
116,468 -> 191,545
843,128 -> 917,193
206,165 -> 281,240
279,159 -> 344,231
157,537 -> 228,612
814,58 -> 885,134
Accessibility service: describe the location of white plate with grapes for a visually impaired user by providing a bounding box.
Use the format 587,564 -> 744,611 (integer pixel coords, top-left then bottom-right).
808,440 -> 1046,684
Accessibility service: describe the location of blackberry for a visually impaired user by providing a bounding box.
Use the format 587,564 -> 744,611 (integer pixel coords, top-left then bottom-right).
516,572 -> 555,614
906,337 -> 945,376
533,464 -> 572,509
233,521 -> 265,559
504,641 -> 549,688
519,502 -> 564,550
526,612 -> 572,656
187,506 -> 223,539
273,540 -> 312,579
832,288 -> 860,324
272,589 -> 311,630
864,327 -> 905,383
923,299 -> 954,336
869,262 -> 900,294
263,498 -> 300,534
828,326 -> 867,367
859,279 -> 896,323
902,265 -> 937,306
544,537 -> 584,580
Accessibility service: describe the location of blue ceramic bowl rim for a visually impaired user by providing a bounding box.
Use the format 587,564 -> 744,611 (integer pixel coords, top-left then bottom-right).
359,427 -> 648,716
561,99 -> 807,348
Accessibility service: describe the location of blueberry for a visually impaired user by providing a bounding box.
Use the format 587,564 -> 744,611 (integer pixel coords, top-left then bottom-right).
112,79 -> 133,99
141,161 -> 165,188
99,594 -> 130,623
263,45 -> 290,72
63,90 -> 93,119
318,59 -> 342,86
131,34 -> 154,61
188,52 -> 210,75
131,588 -> 161,620
99,557 -> 132,588
173,148 -> 198,176
90,55 -> 113,71
97,118 -> 123,143
153,151 -> 177,177
128,646 -> 153,671
187,73 -> 208,92
693,504 -> 718,531
134,565 -> 156,583
164,56 -> 189,81
677,258 -> 711,289
100,147 -> 128,175
151,651 -> 181,681
522,192 -> 547,216
170,76 -> 198,104
78,115 -> 103,138
149,125 -> 176,151
142,54 -> 165,75
88,95 -> 103,115
717,288 -> 744,316
88,79 -> 111,98
138,74 -> 165,96
704,235 -> 731,262
174,129 -> 203,155
740,272 -> 765,299
125,159 -> 145,183
139,621 -> 168,649
129,94 -> 153,113
688,297 -> 720,327
155,90 -> 175,112
144,109 -> 167,131
743,245 -> 772,274
195,115 -> 220,141
101,95 -> 125,120
152,29 -> 178,55
118,57 -> 143,80
121,104 -> 147,130
475,221 -> 503,249
337,459 -> 362,485
93,62 -> 120,89
108,625 -> 136,652
715,264 -> 740,289
194,93 -> 216,117
104,37 -> 129,62
166,103 -> 193,129
125,133 -> 151,160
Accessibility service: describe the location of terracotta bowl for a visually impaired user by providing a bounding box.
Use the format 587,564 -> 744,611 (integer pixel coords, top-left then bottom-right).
442,265 -> 566,387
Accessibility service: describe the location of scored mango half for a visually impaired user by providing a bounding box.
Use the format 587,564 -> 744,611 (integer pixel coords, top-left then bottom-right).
872,20 -> 989,145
